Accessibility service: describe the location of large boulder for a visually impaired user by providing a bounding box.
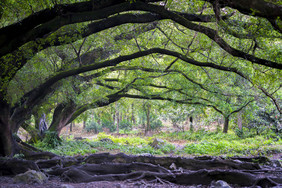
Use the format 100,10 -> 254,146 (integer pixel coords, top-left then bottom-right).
13,170 -> 48,184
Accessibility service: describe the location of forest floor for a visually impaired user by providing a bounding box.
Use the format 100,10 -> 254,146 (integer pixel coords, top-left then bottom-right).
0,176 -> 196,188
4,124 -> 281,188
58,124 -> 282,160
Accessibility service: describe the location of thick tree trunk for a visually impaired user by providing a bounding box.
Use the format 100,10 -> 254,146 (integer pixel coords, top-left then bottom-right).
223,115 -> 230,133
48,101 -> 77,137
0,123 -> 15,157
0,99 -> 16,156
33,111 -> 40,130
21,123 -> 41,143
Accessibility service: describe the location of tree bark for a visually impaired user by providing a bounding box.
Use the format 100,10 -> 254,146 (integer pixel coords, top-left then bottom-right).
189,116 -> 193,132
116,110 -> 120,134
145,103 -> 151,135
131,103 -> 136,124
0,120 -> 15,157
83,119 -> 86,129
48,101 -> 77,137
237,111 -> 242,130
1,152 -> 280,187
223,115 -> 230,133
32,111 -> 40,130
97,112 -> 101,126
21,123 -> 41,143
0,98 -> 16,156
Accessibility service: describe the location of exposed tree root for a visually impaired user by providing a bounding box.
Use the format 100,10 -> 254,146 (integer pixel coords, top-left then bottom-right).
84,152 -> 261,170
0,152 -> 281,187
60,167 -> 279,187
48,162 -> 174,176
0,158 -> 39,175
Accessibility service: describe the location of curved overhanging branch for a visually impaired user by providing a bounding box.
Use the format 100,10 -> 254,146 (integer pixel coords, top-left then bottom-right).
120,93 -> 253,119
230,100 -> 255,116
0,2 -> 227,59
0,11 -> 229,82
0,0 -> 164,57
66,77 -> 141,124
203,0 -> 282,20
0,2 -> 134,57
118,93 -> 229,115
12,47 -> 281,121
133,2 -> 282,70
11,49 -> 161,123
113,66 -> 233,97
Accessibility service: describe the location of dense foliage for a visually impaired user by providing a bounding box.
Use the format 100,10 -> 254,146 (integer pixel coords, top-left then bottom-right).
0,0 -> 281,157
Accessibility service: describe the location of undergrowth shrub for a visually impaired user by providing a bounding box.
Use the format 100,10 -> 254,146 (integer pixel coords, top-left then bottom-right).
42,131 -> 61,148
151,118 -> 163,131
49,140 -> 97,156
102,119 -> 115,132
85,121 -> 102,133
119,120 -> 133,133
33,129 -> 281,157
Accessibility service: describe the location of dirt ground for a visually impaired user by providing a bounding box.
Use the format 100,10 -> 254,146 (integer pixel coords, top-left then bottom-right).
0,176 -> 204,188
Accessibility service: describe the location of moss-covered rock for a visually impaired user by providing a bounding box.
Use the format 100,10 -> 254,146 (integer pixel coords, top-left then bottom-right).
13,170 -> 48,184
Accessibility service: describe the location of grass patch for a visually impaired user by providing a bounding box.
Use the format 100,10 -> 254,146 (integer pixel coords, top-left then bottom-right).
157,130 -> 282,156
33,130 -> 282,157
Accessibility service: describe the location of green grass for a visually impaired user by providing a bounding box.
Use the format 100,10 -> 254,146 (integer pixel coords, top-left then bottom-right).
156,130 -> 282,156
33,130 -> 282,157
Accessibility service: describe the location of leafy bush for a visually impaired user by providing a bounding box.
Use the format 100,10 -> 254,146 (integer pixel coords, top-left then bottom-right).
43,131 -> 61,148
235,128 -> 244,138
244,103 -> 281,136
119,120 -> 133,132
160,143 -> 175,154
49,140 -> 97,156
102,119 -> 116,132
138,112 -> 163,131
33,129 -> 282,157
85,121 -> 102,133
151,118 -> 163,131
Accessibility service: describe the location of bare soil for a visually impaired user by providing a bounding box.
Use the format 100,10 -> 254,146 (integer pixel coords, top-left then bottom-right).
0,176 -> 200,188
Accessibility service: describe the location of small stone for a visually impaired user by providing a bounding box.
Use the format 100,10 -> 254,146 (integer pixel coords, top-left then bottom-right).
170,163 -> 177,170
149,138 -> 165,149
115,183 -> 122,188
100,138 -> 114,143
140,153 -> 151,156
210,180 -> 231,188
13,170 -> 48,184
60,184 -> 75,188
271,160 -> 282,168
